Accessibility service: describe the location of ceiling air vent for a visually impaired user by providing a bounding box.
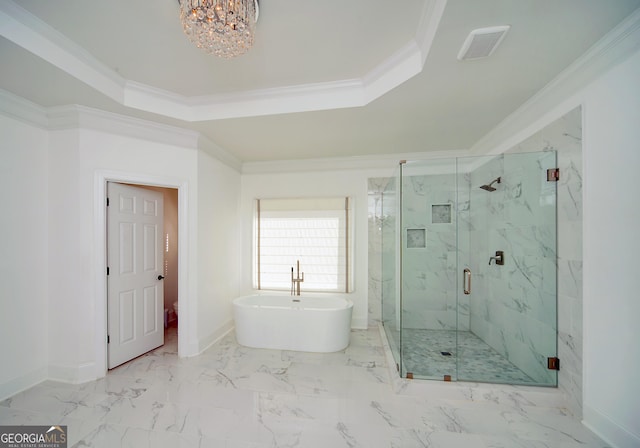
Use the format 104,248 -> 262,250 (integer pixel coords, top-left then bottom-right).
457,25 -> 510,61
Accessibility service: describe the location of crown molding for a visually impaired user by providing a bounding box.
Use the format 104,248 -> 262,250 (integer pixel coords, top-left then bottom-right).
416,0 -> 448,65
0,1 -> 125,103
470,5 -> 640,156
0,89 -> 48,128
0,0 -> 446,122
198,134 -> 243,172
124,81 -> 194,121
125,78 -> 366,122
0,92 -> 242,170
47,104 -> 206,150
241,148 -> 469,175
362,40 -> 423,103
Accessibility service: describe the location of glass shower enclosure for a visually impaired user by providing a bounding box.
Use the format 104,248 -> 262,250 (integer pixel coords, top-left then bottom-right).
381,151 -> 558,386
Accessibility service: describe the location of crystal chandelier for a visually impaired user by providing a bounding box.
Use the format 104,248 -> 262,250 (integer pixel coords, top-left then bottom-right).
180,0 -> 259,58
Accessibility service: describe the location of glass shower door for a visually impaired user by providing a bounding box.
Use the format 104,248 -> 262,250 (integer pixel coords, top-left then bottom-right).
381,167 -> 401,374
399,158 -> 458,380
456,151 -> 558,386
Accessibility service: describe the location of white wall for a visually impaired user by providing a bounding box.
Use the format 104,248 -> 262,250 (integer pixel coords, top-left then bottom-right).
582,49 -> 640,448
240,168 -> 392,329
47,127 -> 93,382
46,123 -> 201,382
0,101 -> 243,398
196,150 -> 242,351
44,108 -> 243,382
0,114 -> 49,399
464,44 -> 640,446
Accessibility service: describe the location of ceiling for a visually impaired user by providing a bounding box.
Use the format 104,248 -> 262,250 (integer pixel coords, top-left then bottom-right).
1,0 -> 639,163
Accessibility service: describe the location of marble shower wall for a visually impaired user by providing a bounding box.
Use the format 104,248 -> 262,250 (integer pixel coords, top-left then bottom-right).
368,177 -> 398,330
399,170 -> 468,331
506,107 -> 583,414
467,151 -> 558,385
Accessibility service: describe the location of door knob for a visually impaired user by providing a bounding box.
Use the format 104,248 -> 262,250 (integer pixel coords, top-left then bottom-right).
157,275 -> 165,280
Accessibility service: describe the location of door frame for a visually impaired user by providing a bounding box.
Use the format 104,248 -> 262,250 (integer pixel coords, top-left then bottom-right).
94,170 -> 189,377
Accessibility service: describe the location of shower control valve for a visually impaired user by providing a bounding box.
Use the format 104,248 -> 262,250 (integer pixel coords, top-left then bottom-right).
489,250 -> 504,266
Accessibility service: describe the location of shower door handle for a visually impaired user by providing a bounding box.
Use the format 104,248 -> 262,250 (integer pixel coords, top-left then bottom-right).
463,268 -> 471,295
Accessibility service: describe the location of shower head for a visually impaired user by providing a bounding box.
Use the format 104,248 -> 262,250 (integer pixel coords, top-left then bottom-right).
480,177 -> 501,192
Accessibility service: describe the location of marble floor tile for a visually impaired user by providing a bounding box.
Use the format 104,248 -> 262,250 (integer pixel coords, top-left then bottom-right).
0,326 -> 609,447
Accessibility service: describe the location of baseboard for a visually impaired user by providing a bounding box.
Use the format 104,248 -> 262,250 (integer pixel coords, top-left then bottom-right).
48,362 -> 97,385
583,405 -> 640,448
0,367 -> 48,402
193,320 -> 235,356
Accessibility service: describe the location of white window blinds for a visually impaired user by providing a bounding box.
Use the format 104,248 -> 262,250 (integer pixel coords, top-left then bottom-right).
255,197 -> 352,292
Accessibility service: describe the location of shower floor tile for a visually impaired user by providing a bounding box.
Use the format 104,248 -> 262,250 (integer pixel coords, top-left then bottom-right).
392,329 -> 535,384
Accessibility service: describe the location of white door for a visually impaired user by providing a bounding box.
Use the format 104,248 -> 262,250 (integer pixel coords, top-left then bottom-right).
107,182 -> 164,369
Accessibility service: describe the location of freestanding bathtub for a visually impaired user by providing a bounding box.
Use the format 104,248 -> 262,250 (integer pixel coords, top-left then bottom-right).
233,294 -> 353,352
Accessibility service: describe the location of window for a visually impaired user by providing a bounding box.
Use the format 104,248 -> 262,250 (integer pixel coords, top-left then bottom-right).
254,197 -> 352,292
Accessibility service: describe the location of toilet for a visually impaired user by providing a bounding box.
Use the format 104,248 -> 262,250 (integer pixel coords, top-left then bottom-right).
173,301 -> 179,318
